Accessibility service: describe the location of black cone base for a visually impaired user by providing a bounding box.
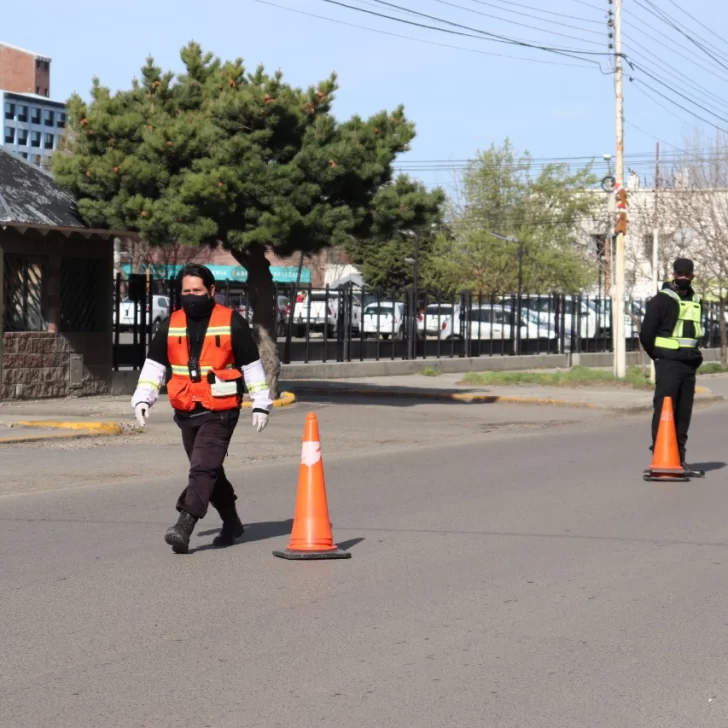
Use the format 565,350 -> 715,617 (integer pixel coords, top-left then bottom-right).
273,547 -> 352,560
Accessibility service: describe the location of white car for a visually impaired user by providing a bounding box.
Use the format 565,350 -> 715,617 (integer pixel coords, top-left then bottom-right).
114,295 -> 170,333
417,303 -> 462,340
291,290 -> 362,338
362,302 -> 405,339
467,305 -> 559,340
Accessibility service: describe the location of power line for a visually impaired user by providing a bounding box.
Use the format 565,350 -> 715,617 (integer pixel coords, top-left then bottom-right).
319,0 -> 616,64
431,0 -> 606,43
630,78 -> 728,134
623,12 -> 728,85
633,0 -> 728,73
627,60 -> 728,126
622,38 -> 728,113
466,0 -> 603,26
253,0 -> 593,67
663,0 -> 728,54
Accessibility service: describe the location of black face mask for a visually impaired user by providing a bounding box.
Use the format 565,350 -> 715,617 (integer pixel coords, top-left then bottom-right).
181,294 -> 215,319
674,278 -> 692,292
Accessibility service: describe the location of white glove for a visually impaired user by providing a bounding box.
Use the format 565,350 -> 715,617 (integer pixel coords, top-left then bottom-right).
252,411 -> 269,433
135,403 -> 149,427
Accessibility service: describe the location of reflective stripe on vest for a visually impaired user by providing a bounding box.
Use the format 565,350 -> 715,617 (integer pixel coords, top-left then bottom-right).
166,304 -> 241,412
654,289 -> 703,349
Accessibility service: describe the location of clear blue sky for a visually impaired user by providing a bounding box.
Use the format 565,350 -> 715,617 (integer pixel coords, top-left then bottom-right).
6,0 -> 728,192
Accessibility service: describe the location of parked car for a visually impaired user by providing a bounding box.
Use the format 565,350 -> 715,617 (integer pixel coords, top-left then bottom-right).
291,290 -> 362,338
362,302 -> 406,339
417,303 -> 462,340
467,305 -> 559,340
114,295 -> 170,333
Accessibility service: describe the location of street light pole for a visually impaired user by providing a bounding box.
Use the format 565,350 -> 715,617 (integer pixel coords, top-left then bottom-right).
404,230 -> 420,360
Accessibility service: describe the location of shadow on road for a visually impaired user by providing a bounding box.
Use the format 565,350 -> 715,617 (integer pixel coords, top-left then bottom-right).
286,379 -> 503,408
690,462 -> 727,472
194,519 -> 294,552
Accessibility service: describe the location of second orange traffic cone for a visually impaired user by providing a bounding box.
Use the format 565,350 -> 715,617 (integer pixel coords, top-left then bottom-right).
273,413 -> 351,560
643,396 -> 689,482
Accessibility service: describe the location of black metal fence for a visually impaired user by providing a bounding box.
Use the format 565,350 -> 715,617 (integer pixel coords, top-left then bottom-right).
112,273 -> 728,370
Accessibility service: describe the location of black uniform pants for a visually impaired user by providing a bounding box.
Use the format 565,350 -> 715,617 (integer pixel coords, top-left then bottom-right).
174,409 -> 240,519
652,358 -> 696,461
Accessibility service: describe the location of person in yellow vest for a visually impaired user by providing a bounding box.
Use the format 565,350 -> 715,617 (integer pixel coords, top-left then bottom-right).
639,258 -> 703,474
131,264 -> 273,553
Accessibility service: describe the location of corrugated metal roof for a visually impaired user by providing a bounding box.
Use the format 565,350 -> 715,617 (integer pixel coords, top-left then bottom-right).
0,147 -> 86,228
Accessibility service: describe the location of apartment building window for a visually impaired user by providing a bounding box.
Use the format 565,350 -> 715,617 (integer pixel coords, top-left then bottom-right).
57,112 -> 66,128
17,104 -> 28,122
4,102 -> 15,120
43,88 -> 48,97
30,107 -> 41,124
30,131 -> 41,148
17,129 -> 28,146
4,126 -> 15,144
44,109 -> 54,126
33,154 -> 42,165
44,133 -> 54,150
20,152 -> 28,159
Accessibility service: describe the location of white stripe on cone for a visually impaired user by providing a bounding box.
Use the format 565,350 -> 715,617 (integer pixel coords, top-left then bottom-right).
301,441 -> 322,467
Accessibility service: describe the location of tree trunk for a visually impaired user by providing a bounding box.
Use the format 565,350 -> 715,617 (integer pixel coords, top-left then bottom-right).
231,244 -> 280,400
720,296 -> 727,369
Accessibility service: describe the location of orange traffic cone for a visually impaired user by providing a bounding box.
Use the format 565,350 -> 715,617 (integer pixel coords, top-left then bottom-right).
273,413 -> 351,560
643,396 -> 690,482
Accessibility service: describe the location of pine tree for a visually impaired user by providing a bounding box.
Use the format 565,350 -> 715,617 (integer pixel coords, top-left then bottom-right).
53,43 -> 425,396
346,175 -> 445,290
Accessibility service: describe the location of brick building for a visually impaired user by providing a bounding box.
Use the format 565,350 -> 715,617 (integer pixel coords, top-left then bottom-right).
0,148 -> 132,400
0,42 -> 51,97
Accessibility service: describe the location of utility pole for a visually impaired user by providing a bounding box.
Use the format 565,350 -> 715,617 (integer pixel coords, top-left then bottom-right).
613,0 -> 627,378
650,142 -> 660,383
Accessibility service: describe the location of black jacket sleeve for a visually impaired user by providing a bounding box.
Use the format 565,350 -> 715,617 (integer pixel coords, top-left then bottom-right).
639,296 -> 663,358
231,312 -> 262,367
145,317 -> 171,367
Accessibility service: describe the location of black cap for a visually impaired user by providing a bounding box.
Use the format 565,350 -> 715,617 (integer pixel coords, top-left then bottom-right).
673,258 -> 694,276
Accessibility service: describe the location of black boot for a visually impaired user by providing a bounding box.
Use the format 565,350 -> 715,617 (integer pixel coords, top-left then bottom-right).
164,510 -> 198,554
213,504 -> 245,547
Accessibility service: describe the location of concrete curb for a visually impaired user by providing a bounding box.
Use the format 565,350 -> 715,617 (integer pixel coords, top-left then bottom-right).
0,420 -> 124,445
241,391 -> 296,409
14,420 -> 124,434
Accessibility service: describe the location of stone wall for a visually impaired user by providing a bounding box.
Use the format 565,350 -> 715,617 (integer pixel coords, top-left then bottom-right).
2,332 -> 111,400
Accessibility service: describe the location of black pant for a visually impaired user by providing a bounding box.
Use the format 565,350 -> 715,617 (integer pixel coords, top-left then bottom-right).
652,358 -> 697,461
174,409 -> 240,519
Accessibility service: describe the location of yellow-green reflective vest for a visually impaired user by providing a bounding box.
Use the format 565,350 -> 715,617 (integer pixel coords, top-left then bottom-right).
653,288 -> 703,350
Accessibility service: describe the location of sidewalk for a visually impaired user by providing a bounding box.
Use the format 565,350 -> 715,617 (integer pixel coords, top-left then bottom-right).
284,372 -> 725,411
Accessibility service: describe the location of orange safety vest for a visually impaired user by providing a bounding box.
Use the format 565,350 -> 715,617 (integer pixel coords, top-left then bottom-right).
166,304 -> 243,412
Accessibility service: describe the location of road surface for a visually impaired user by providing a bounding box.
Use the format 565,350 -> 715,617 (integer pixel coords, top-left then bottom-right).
3,398 -> 728,727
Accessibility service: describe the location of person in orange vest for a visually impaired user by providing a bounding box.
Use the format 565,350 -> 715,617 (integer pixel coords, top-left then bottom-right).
131,264 -> 273,553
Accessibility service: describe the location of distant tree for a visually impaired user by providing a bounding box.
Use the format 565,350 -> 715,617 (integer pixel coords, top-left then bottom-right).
53,43 -> 421,396
423,140 -> 600,296
346,175 -> 445,290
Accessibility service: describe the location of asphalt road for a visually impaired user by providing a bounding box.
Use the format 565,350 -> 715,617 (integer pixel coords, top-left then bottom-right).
3,401 -> 728,727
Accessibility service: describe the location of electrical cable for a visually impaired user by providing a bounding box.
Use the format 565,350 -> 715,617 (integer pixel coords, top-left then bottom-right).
253,0 -> 593,67
431,0 -> 605,42
319,0 -> 617,64
466,0 -> 603,26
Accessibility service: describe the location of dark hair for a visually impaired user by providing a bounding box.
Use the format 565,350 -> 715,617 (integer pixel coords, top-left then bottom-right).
178,263 -> 215,292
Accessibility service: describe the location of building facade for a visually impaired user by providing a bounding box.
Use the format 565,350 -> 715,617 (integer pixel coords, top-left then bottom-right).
1,90 -> 66,168
0,42 -> 51,97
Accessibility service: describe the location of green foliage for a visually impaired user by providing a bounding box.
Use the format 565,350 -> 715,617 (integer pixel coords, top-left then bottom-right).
346,175 -> 446,290
423,140 -> 600,296
421,366 -> 442,377
53,42 -> 419,264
